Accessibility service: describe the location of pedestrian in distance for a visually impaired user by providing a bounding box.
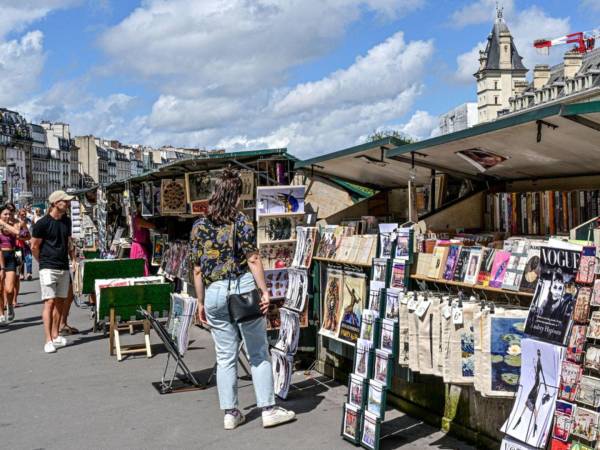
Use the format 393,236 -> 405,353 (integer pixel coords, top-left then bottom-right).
31,191 -> 75,354
192,168 -> 296,430
0,204 -> 28,323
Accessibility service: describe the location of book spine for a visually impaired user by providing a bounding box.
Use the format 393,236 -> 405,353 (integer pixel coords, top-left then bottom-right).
562,191 -> 568,233
511,192 -> 518,235
548,191 -> 555,236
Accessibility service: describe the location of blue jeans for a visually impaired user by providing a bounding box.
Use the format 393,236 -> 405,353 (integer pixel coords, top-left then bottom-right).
205,272 -> 275,410
24,252 -> 32,274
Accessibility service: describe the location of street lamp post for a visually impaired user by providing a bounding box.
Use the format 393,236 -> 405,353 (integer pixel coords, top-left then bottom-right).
7,160 -> 20,205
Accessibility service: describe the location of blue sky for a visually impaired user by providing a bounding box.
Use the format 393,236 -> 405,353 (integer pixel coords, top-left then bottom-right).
2,0 -> 599,158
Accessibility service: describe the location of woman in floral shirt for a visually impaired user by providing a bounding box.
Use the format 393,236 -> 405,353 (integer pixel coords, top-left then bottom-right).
192,168 -> 295,430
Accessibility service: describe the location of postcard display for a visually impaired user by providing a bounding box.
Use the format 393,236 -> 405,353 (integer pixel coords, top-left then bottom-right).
341,225 -> 412,449
255,185 -> 308,399
498,243 -> 600,450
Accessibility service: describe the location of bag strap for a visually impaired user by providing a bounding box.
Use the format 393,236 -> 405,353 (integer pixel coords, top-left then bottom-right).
227,218 -> 238,295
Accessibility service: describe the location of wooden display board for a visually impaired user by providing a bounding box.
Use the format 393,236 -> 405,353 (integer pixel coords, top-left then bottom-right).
81,259 -> 145,294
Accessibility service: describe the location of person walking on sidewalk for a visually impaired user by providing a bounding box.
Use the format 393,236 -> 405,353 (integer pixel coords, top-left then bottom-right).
0,205 -> 27,323
192,168 -> 295,431
31,191 -> 74,354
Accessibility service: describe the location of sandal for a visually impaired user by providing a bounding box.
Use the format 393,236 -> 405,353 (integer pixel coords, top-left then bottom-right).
60,325 -> 79,335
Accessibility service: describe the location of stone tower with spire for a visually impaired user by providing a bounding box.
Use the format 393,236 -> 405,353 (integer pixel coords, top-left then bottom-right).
475,6 -> 528,123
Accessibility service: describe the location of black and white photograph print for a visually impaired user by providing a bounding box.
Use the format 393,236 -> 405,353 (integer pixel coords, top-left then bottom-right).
141,181 -> 154,217
501,337 -> 565,448
185,171 -> 217,203
283,268 -> 309,313
272,348 -> 294,400
274,308 -> 300,355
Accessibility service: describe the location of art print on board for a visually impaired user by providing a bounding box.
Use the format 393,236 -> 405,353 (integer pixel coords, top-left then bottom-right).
342,403 -> 361,443
575,375 -> 600,407
256,185 -> 305,215
559,360 -> 583,402
394,229 -> 411,260
361,411 -> 379,450
567,325 -> 587,363
338,272 -> 367,344
368,282 -> 384,315
360,310 -> 378,345
379,319 -> 397,355
490,317 -> 525,394
390,260 -> 407,289
501,338 -> 565,448
378,223 -> 396,258
265,269 -> 289,299
585,346 -> 600,372
372,258 -> 388,283
366,380 -> 385,418
354,339 -> 372,378
319,269 -> 343,339
239,170 -> 254,201
373,349 -> 392,386
524,247 -> 580,345
552,400 -> 575,442
571,407 -> 599,442
348,374 -> 366,408
384,289 -> 400,321
185,171 -> 217,203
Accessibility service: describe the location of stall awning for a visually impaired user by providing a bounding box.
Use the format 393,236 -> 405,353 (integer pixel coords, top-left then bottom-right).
387,100 -> 600,180
295,138 -> 437,189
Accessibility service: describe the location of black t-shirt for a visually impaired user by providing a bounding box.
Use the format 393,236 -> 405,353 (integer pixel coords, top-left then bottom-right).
32,214 -> 71,270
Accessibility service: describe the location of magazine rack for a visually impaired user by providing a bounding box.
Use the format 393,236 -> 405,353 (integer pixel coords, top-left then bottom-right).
100,283 -> 172,361
139,308 -> 205,394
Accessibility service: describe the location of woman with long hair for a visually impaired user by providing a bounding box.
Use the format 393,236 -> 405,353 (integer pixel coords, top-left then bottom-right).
131,202 -> 155,276
192,168 -> 295,430
0,204 -> 27,322
17,208 -> 33,281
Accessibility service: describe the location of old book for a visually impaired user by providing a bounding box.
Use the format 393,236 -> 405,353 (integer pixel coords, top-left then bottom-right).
489,250 -> 511,289
518,247 -> 541,293
442,244 -> 461,281
463,247 -> 482,285
427,246 -> 449,279
453,247 -> 471,282
476,248 -> 496,287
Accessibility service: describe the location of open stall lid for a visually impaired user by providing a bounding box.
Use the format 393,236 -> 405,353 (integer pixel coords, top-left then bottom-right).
387,100 -> 600,181
295,138 -> 440,190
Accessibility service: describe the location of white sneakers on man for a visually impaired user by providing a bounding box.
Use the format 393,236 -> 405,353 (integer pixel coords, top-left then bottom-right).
224,412 -> 245,430
262,407 -> 296,428
44,341 -> 57,353
0,315 -> 6,326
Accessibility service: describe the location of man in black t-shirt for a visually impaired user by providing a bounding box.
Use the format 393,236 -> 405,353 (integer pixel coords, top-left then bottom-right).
31,190 -> 74,354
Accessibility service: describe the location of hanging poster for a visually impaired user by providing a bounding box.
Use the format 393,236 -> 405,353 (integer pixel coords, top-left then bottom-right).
272,348 -> 293,399
338,271 -> 367,344
523,246 -> 581,345
501,338 -> 565,448
160,179 -> 186,215
319,269 -> 343,339
141,181 -> 154,217
239,170 -> 254,201
283,268 -> 308,312
488,314 -> 525,395
185,171 -> 217,203
274,309 -> 300,355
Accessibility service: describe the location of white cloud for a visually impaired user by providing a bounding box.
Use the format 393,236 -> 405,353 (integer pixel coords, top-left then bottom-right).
453,5 -> 570,83
450,0 -> 514,28
0,0 -> 78,38
99,0 -> 424,98
392,110 -> 439,140
0,31 -> 45,106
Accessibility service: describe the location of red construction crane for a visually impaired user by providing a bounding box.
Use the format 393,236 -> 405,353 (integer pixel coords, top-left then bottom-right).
534,29 -> 600,54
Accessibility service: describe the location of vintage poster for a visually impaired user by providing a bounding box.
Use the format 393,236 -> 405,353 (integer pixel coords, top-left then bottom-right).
567,325 -> 587,363
524,246 -> 581,345
185,171 -> 216,203
160,178 -> 187,215
575,375 -> 600,407
552,400 -> 575,442
338,272 -> 367,344
489,316 -> 525,394
571,407 -> 599,442
319,269 -> 343,339
501,338 -> 565,448
559,360 -> 583,401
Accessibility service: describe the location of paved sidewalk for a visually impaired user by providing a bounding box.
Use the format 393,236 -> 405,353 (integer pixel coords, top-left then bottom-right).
0,273 -> 475,450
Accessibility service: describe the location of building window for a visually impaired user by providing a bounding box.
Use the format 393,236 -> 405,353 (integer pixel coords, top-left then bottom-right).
494,81 -> 498,90
494,96 -> 498,105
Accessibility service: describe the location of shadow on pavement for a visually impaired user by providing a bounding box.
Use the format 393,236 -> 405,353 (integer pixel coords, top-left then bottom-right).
0,320 -> 43,332
68,333 -> 107,347
380,416 -> 471,450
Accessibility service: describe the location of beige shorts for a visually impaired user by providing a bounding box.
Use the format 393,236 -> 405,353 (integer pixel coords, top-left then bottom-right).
39,269 -> 70,300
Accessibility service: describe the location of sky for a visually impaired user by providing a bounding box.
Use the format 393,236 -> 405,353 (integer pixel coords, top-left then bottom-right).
1,0 -> 599,159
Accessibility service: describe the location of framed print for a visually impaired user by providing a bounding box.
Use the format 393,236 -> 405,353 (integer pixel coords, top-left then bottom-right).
259,242 -> 294,269
239,170 -> 254,201
256,185 -> 305,215
360,410 -> 381,450
257,216 -> 299,244
185,171 -> 217,203
348,373 -> 368,408
141,181 -> 154,217
353,339 -> 373,379
379,318 -> 398,356
160,179 -> 186,215
366,379 -> 387,421
191,199 -> 209,215
571,407 -> 599,442
151,234 -> 167,266
575,375 -> 600,408
341,403 -> 361,445
373,349 -> 393,387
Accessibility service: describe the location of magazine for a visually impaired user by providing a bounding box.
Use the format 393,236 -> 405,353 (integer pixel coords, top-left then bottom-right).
567,325 -> 587,363
558,360 -> 583,401
477,248 -> 496,286
552,400 -> 575,442
523,246 -> 580,345
167,293 -> 198,355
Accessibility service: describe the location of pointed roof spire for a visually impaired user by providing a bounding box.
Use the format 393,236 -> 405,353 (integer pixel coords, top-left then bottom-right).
496,2 -> 504,21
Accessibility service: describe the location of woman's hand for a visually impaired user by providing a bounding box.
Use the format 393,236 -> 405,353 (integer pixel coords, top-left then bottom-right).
260,290 -> 270,315
196,303 -> 207,324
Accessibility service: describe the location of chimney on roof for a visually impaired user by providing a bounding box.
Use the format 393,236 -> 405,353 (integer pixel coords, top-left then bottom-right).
564,50 -> 583,79
533,65 -> 551,89
498,29 -> 512,70
514,80 -> 529,95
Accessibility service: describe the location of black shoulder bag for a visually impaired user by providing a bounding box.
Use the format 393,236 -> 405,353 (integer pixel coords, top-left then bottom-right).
227,220 -> 263,323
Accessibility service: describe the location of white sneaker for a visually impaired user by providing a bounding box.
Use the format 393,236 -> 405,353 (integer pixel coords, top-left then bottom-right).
224,412 -> 245,430
0,315 -> 6,326
44,341 -> 57,353
262,407 -> 296,428
52,336 -> 67,347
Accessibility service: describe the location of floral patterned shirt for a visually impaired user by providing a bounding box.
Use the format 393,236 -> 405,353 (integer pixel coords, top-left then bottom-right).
190,212 -> 258,285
